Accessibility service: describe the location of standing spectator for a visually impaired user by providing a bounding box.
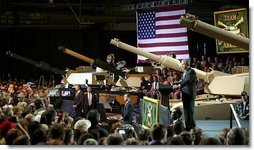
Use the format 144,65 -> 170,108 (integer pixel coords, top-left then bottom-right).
150,75 -> 159,99
235,91 -> 249,120
232,57 -> 240,67
173,59 -> 197,131
240,57 -> 247,66
140,76 -> 148,95
200,55 -> 207,69
145,74 -> 153,94
83,85 -> 98,118
207,56 -> 213,68
161,68 -> 169,81
73,84 -> 84,118
191,57 -> 197,67
171,73 -> 182,99
121,93 -> 133,125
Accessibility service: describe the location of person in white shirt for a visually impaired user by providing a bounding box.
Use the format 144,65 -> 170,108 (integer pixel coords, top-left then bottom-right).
83,85 -> 98,118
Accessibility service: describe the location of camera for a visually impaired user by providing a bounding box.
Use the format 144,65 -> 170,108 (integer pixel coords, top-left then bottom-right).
116,128 -> 132,140
117,128 -> 126,135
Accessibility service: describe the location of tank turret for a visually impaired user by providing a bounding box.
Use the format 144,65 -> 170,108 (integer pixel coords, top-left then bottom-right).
110,38 -> 249,96
58,46 -> 126,79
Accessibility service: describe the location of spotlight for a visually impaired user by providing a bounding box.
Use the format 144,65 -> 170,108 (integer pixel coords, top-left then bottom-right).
48,0 -> 54,5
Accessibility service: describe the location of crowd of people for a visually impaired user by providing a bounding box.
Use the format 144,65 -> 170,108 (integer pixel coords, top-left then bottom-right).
0,80 -> 249,145
0,54 -> 249,145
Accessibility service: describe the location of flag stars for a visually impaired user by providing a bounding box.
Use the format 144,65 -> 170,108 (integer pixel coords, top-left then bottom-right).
137,11 -> 156,39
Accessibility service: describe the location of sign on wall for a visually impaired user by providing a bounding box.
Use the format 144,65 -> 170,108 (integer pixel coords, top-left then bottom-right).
214,8 -> 248,54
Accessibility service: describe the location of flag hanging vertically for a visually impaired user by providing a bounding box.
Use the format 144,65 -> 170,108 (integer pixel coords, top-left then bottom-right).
136,5 -> 189,62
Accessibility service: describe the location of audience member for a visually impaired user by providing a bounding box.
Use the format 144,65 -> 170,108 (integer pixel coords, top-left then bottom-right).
87,109 -> 108,139
149,123 -> 167,145
199,137 -> 222,145
83,138 -> 98,145
106,133 -> 124,145
226,127 -> 246,145
235,91 -> 249,120
180,131 -> 192,145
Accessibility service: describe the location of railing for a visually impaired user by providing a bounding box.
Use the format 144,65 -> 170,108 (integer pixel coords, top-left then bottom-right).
38,75 -> 45,89
230,104 -> 242,128
49,75 -> 55,88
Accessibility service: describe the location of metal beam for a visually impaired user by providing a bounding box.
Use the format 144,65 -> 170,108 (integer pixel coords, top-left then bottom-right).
123,0 -> 191,10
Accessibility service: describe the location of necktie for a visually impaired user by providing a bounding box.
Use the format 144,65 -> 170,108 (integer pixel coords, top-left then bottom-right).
243,102 -> 246,115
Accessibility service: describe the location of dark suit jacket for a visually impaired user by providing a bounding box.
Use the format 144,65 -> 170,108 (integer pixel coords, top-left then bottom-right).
73,91 -> 84,115
83,92 -> 98,114
180,67 -> 197,99
123,100 -> 133,124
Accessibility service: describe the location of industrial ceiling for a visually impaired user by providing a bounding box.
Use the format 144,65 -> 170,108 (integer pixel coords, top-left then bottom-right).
0,0 -> 249,30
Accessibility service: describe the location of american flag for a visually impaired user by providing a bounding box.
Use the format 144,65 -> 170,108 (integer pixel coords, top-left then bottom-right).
136,5 -> 189,62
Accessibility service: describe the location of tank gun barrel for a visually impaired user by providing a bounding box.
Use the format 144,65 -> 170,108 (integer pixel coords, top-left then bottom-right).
6,51 -> 65,75
6,51 -> 38,66
58,46 -> 94,64
59,46 -> 126,78
110,38 -> 207,81
110,39 -> 250,96
179,13 -> 249,50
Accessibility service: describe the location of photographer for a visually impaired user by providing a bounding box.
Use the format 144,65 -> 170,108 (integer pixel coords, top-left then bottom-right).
235,91 -> 249,120
115,124 -> 138,141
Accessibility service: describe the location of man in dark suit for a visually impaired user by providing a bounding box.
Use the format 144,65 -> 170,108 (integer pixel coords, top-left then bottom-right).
173,59 -> 197,131
83,85 -> 98,118
121,93 -> 133,125
73,84 -> 84,118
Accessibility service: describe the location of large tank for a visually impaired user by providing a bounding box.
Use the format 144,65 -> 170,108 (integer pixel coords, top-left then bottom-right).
58,46 -> 150,87
59,46 -> 126,79
110,38 -> 249,96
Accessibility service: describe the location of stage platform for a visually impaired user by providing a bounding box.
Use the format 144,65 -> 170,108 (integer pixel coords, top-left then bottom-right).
61,94 -> 247,138
195,120 -> 249,137
170,98 -> 239,120
105,111 -> 249,138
